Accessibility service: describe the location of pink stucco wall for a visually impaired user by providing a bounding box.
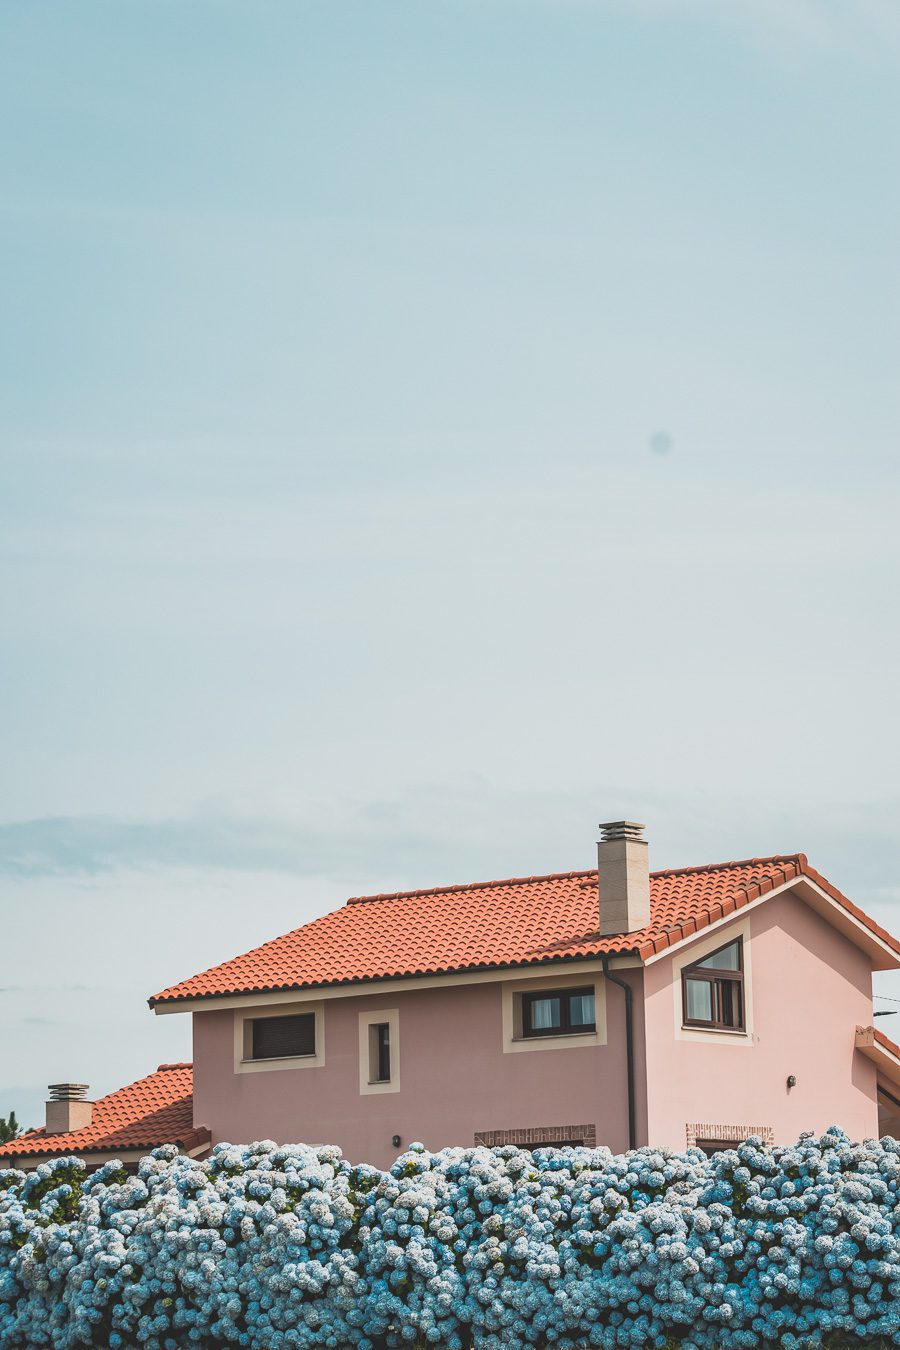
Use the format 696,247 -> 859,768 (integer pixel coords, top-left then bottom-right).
642,889 -> 878,1149
192,970 -> 646,1169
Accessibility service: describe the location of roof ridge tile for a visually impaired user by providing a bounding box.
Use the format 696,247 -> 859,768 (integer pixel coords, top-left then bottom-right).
344,855 -> 804,905
345,868 -> 596,905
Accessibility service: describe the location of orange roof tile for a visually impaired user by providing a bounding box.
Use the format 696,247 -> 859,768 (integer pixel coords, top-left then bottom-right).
150,852 -> 900,1007
0,1064 -> 209,1161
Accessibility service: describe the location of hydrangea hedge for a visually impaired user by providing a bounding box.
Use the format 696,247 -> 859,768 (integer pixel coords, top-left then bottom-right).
2,1128 -> 900,1349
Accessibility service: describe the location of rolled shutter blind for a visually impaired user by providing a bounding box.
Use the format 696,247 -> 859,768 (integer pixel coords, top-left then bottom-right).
252,1013 -> 316,1059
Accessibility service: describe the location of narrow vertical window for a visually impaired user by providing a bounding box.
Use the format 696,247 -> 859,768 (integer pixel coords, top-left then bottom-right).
370,1022 -> 391,1083
359,1010 -> 399,1093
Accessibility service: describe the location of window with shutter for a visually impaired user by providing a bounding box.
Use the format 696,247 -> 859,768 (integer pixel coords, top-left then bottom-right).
251,1013 -> 316,1060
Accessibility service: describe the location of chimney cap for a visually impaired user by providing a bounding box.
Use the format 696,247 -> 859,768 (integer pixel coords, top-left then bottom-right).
47,1083 -> 90,1101
598,820 -> 646,842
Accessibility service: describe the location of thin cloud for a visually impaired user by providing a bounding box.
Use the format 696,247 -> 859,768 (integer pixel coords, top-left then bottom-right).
0,787 -> 683,882
1,791 -> 898,900
0,788 -> 682,882
0,810 -> 450,881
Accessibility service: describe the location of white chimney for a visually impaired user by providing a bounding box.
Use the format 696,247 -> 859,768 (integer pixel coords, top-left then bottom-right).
598,820 -> 650,936
45,1083 -> 92,1135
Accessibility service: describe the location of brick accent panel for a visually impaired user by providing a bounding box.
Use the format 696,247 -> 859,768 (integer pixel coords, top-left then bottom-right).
474,1123 -> 597,1148
685,1122 -> 774,1148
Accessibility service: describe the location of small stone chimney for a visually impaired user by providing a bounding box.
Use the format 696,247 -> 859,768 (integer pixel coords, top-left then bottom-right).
45,1083 -> 92,1135
597,820 -> 651,936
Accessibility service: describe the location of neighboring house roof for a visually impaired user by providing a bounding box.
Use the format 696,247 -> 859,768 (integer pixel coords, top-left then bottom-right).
150,852 -> 900,1008
0,1063 -> 210,1162
856,1025 -> 900,1091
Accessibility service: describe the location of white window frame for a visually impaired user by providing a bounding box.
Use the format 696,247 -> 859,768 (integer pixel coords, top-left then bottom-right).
501,969 -> 607,1054
233,1000 -> 325,1074
358,1008 -> 400,1094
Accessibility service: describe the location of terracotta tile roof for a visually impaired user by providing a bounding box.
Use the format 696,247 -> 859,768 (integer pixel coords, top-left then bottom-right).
0,1063 -> 210,1161
150,852 -> 900,1007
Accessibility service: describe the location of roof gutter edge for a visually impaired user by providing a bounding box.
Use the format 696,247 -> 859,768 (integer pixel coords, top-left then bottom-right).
149,949 -> 644,1014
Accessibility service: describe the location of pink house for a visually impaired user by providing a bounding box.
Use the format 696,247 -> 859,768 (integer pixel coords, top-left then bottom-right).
6,821 -> 900,1170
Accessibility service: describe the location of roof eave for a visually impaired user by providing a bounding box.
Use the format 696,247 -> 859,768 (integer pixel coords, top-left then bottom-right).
150,949 -> 645,1013
856,1025 -> 900,1088
791,873 -> 900,971
0,1125 -> 211,1164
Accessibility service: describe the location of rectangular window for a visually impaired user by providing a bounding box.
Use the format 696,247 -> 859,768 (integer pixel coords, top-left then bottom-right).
370,1022 -> 391,1083
681,938 -> 745,1031
358,1009 -> 400,1093
251,1012 -> 316,1060
522,986 -> 596,1038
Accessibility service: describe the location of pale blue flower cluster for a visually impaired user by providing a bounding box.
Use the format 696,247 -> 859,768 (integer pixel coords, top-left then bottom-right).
2,1128 -> 900,1348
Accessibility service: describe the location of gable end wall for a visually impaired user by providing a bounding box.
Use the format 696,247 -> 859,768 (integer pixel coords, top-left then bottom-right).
642,887 -> 878,1148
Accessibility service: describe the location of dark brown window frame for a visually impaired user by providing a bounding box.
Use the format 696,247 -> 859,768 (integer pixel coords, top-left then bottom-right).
681,937 -> 745,1032
521,986 -> 597,1038
372,1022 -> 391,1083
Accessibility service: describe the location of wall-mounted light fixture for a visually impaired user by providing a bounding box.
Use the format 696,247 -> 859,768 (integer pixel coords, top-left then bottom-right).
391,1134 -> 401,1149
786,1074 -> 797,1090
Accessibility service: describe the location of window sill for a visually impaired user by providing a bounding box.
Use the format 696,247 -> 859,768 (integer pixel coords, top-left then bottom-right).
360,1076 -> 400,1095
241,1053 -> 316,1065
680,1024 -> 749,1038
235,1050 -> 324,1073
513,1028 -> 597,1043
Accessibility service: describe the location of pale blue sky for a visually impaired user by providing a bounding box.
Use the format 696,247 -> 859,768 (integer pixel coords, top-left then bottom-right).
2,0 -> 899,1128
